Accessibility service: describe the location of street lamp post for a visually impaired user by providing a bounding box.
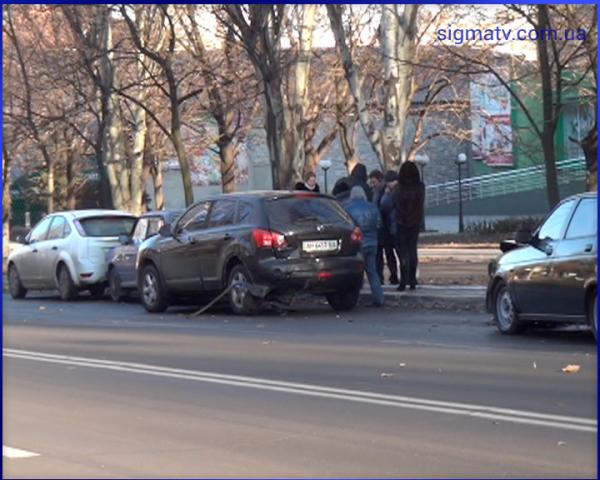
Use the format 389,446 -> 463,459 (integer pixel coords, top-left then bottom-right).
320,159 -> 332,193
414,153 -> 430,232
456,153 -> 467,233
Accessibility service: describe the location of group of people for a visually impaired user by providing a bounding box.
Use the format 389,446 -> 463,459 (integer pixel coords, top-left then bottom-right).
332,158 -> 425,307
293,159 -> 424,307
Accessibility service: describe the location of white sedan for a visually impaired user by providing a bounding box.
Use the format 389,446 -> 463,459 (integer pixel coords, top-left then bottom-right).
7,210 -> 136,300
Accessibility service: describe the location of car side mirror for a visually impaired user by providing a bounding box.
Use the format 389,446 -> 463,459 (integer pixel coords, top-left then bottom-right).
23,233 -> 31,245
515,229 -> 532,244
118,233 -> 130,246
159,224 -> 173,238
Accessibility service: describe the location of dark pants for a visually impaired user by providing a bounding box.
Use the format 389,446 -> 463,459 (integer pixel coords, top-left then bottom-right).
395,225 -> 420,287
376,230 -> 398,283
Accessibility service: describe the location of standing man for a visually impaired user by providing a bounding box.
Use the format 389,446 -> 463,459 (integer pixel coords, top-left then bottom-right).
332,157 -> 373,205
345,186 -> 384,307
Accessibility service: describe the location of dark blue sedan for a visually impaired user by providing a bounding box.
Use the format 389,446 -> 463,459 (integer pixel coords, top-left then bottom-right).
106,210 -> 182,301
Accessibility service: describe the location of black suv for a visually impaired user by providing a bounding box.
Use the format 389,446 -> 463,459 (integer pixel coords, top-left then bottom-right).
136,191 -> 365,314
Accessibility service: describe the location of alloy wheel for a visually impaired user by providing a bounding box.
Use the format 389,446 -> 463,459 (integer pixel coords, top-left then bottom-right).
230,271 -> 248,310
497,288 -> 515,331
143,271 -> 158,307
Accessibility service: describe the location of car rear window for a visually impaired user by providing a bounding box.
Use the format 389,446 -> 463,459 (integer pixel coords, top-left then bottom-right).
265,196 -> 353,228
78,216 -> 136,237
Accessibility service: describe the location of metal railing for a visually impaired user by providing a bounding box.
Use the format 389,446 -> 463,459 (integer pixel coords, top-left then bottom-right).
425,157 -> 586,207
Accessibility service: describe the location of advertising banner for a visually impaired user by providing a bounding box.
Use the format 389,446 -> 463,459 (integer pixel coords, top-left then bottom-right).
470,74 -> 514,166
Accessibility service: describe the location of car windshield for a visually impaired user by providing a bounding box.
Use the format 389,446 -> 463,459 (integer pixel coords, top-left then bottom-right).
78,216 -> 137,237
265,196 -> 353,229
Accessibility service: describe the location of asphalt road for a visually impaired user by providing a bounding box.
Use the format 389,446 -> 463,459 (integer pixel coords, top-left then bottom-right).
3,293 -> 597,478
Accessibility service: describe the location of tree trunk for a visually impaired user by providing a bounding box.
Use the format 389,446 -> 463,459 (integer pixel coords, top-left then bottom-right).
153,158 -> 164,211
290,4 -> 317,185
327,5 -> 385,169
581,123 -> 597,191
3,145 -> 12,263
381,4 -> 418,168
219,139 -> 237,194
98,6 -> 124,210
335,72 -> 357,163
166,67 -> 194,206
537,5 -> 560,208
129,7 -> 150,216
141,159 -> 151,212
47,157 -> 54,214
67,147 -> 77,210
261,76 -> 289,189
130,104 -> 147,215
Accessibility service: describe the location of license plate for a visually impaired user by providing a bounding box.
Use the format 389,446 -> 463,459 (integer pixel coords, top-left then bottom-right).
302,239 -> 339,253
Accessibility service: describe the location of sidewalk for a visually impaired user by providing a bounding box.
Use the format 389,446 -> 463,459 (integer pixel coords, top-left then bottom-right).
360,284 -> 487,312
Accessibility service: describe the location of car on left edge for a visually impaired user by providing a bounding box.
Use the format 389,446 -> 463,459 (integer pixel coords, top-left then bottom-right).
7,210 -> 137,301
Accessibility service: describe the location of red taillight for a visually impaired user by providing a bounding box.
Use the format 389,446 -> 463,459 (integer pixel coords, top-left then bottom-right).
350,227 -> 363,244
252,229 -> 287,249
318,271 -> 333,280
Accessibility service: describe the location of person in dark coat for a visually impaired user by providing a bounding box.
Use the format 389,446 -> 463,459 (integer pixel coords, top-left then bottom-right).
345,186 -> 384,306
393,161 -> 424,291
294,172 -> 320,193
332,161 -> 373,205
375,170 -> 399,285
368,169 -> 385,205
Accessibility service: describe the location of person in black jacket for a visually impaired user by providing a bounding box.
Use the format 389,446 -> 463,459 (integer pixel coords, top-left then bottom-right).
374,170 -> 399,285
393,161 -> 424,291
332,161 -> 373,205
294,172 -> 320,193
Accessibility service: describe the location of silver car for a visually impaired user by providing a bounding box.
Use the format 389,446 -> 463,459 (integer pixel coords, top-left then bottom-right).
7,210 -> 137,300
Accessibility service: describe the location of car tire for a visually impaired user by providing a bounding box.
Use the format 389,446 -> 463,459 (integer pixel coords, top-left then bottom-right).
140,264 -> 168,313
88,284 -> 106,300
58,264 -> 78,301
8,264 -> 27,299
326,288 -> 360,311
588,290 -> 597,341
493,282 -> 523,334
228,264 -> 258,315
108,269 -> 125,302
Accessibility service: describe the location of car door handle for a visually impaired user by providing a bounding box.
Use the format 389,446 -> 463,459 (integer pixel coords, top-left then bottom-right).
51,246 -> 58,251
189,237 -> 197,245
223,233 -> 232,240
584,244 -> 593,252
32,248 -> 38,253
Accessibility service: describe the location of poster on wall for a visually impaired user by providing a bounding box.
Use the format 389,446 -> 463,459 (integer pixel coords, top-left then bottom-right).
470,74 -> 514,167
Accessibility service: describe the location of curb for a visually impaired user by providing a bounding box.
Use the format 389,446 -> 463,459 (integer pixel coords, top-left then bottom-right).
359,287 -> 486,312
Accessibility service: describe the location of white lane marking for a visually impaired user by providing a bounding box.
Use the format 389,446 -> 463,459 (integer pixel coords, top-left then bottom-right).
4,348 -> 596,433
3,446 -> 40,459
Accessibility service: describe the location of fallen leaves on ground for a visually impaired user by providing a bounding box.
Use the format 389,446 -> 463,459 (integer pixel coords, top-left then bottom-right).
561,364 -> 580,374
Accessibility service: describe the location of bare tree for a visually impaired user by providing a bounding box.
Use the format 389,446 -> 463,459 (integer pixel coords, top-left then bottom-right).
120,4 -> 199,206
328,4 -> 420,170
4,5 -> 58,213
178,5 -> 258,193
